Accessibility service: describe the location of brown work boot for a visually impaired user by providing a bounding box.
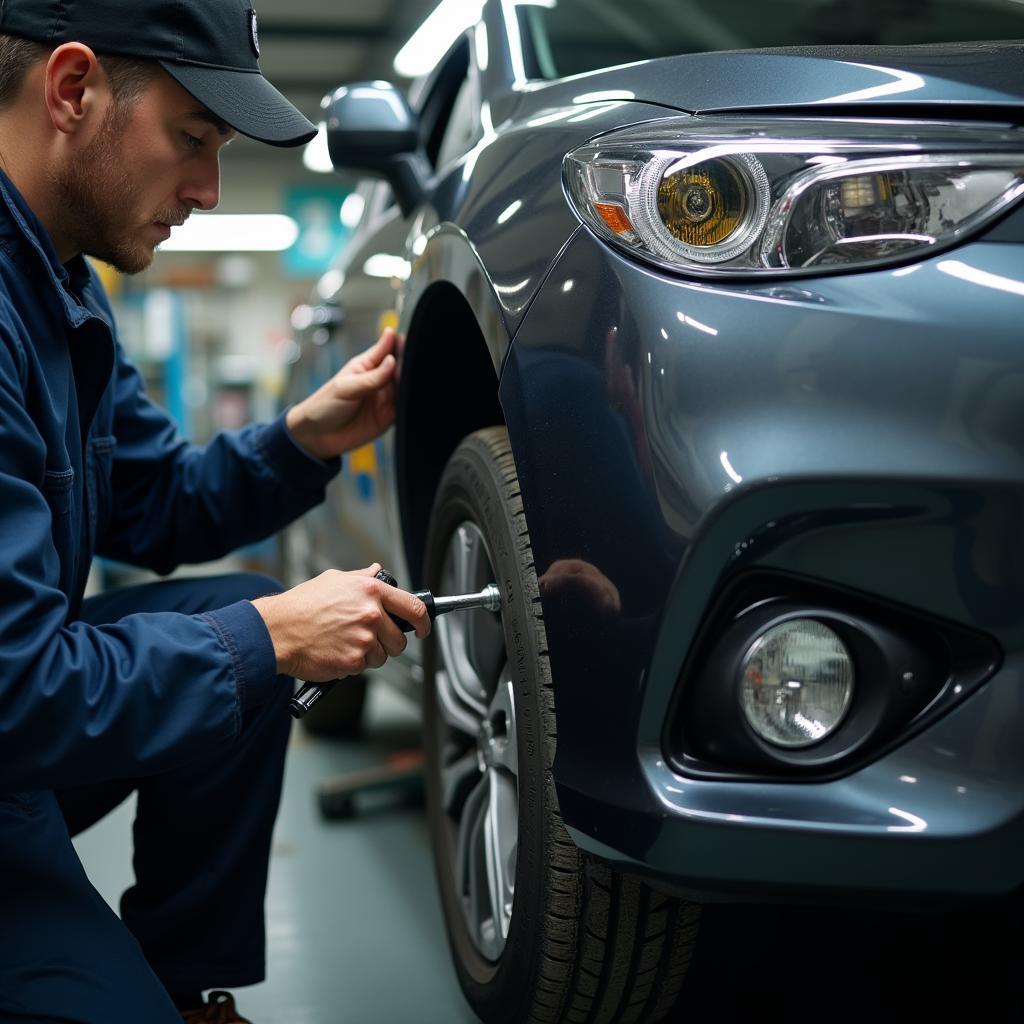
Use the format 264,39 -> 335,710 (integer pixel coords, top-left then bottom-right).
179,990 -> 253,1023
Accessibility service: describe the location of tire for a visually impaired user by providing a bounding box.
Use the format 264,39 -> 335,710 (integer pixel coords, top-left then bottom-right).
422,427 -> 700,1024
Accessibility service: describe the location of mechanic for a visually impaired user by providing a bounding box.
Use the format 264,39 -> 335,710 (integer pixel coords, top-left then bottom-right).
0,1 -> 431,1022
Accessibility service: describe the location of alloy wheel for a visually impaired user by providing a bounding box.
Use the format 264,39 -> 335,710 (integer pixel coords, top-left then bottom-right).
434,521 -> 518,962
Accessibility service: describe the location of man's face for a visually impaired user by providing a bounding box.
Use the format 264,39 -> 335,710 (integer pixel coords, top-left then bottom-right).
51,70 -> 235,274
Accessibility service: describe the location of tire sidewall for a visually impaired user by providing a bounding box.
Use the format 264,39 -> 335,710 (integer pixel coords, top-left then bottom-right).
422,430 -> 552,1022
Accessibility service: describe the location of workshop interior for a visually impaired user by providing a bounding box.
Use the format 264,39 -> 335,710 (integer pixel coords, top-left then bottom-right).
7,0 -> 1024,1020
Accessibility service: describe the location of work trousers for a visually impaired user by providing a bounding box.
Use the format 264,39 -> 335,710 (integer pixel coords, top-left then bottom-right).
0,573 -> 291,1024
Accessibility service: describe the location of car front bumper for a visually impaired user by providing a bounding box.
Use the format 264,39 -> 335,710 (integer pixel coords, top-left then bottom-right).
500,223 -> 1024,904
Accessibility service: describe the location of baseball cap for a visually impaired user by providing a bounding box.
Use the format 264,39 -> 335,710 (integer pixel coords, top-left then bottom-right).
0,0 -> 317,147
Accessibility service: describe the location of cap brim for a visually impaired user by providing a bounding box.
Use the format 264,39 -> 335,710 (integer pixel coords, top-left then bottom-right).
160,61 -> 317,148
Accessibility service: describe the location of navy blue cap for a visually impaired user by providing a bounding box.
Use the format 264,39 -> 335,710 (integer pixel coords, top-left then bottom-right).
0,0 -> 317,147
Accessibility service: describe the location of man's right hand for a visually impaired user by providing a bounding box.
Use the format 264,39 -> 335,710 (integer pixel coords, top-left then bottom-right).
251,564 -> 431,681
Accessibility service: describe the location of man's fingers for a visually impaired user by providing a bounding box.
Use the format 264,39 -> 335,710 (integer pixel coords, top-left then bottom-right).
380,585 -> 431,639
377,613 -> 408,658
365,640 -> 388,670
347,327 -> 396,373
332,355 -> 396,400
355,563 -> 383,578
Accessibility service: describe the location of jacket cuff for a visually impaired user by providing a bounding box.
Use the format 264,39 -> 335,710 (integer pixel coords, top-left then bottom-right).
257,412 -> 341,490
202,600 -> 279,715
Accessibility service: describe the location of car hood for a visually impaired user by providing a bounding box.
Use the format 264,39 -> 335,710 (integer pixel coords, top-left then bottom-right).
521,42 -> 1024,118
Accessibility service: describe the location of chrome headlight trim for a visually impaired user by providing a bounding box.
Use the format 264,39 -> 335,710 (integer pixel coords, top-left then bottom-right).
563,116 -> 1024,278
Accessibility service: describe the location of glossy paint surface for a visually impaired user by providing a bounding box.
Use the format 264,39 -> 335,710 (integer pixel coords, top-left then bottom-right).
510,42 -> 1024,118
307,0 -> 1024,902
501,231 -> 1024,898
401,99 -> 674,358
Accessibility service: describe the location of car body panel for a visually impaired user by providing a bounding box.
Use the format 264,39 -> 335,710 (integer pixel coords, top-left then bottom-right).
500,228 -> 1024,899
401,100 -> 677,359
509,42 -> 1024,118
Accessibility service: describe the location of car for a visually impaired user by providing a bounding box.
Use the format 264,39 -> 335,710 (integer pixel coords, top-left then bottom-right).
281,1 -> 1024,1019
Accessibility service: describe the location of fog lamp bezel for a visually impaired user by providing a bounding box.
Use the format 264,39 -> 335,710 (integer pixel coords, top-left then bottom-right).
663,570 -> 1000,783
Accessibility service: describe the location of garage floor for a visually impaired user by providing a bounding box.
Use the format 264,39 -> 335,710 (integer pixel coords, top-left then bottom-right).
73,682 -> 479,1024
71,676 -> 1023,1024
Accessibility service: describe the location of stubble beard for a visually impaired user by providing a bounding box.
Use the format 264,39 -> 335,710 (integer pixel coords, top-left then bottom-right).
50,103 -> 187,275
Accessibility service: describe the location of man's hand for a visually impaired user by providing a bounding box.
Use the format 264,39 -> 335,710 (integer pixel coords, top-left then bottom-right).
251,564 -> 431,681
286,327 -> 399,461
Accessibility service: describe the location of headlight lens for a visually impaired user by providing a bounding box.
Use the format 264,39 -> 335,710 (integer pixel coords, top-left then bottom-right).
564,118 -> 1024,277
637,153 -> 770,263
740,619 -> 854,749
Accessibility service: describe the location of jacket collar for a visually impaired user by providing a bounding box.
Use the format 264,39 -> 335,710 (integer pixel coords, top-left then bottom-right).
0,168 -> 94,329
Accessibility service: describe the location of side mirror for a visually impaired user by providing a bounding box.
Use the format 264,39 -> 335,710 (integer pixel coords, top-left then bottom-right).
323,81 -> 428,216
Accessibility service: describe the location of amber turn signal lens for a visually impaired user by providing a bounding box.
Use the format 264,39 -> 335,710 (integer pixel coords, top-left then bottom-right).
657,160 -> 748,248
594,201 -> 635,235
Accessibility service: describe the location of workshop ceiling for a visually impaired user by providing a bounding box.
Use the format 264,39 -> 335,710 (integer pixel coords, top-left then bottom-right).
223,0 -> 431,171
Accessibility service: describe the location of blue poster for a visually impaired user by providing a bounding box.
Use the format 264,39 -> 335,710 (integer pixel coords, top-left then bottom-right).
281,186 -> 351,277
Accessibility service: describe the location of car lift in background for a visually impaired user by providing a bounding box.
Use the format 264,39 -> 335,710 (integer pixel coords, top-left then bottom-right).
316,748 -> 425,820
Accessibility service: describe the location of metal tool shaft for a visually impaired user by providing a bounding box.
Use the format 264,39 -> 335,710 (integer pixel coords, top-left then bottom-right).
432,584 -> 501,617
288,578 -> 501,719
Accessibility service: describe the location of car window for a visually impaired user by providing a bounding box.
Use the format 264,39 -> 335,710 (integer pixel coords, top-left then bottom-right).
415,36 -> 474,170
521,0 -> 1024,80
435,72 -> 482,170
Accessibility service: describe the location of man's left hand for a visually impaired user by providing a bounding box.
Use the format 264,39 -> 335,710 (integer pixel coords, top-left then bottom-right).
286,327 -> 398,461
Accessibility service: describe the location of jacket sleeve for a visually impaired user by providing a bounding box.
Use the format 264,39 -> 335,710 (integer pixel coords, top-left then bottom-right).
0,330 -> 278,793
96,338 -> 340,574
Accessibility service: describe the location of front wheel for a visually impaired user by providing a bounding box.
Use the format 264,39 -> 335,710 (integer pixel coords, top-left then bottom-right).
422,427 -> 699,1024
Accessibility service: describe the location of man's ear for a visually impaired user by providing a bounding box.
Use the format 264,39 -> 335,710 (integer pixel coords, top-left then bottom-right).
44,42 -> 107,137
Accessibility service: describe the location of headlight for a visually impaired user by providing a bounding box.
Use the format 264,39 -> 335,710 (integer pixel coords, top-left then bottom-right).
564,117 -> 1024,276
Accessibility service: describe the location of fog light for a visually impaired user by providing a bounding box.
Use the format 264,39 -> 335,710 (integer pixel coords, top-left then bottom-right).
740,619 -> 854,748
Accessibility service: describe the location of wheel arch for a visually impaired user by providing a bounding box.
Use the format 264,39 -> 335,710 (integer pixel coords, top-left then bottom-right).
396,280 -> 505,585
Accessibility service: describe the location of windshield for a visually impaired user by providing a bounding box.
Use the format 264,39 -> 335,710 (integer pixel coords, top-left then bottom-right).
520,0 -> 1024,80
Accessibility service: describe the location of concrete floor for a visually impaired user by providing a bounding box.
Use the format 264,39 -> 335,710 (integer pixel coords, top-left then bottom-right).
71,665 -> 1024,1024
73,682 -> 479,1024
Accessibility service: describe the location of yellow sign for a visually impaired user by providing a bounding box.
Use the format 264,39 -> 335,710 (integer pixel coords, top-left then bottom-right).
349,444 -> 377,475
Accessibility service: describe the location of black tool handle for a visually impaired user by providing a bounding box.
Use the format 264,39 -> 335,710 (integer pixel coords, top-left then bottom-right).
288,570 -> 431,718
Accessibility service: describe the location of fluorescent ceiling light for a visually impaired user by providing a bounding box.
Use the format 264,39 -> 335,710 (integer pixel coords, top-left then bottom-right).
303,124 -> 333,174
363,254 -> 411,280
393,0 -> 484,78
159,215 -> 299,253
394,0 -> 554,79
340,192 -> 366,229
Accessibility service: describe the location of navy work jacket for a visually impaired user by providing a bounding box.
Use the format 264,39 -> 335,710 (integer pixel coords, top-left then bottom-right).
0,170 -> 339,795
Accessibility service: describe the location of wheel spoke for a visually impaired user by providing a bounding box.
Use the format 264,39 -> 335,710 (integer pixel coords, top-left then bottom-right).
487,676 -> 519,777
441,747 -> 481,817
450,523 -> 484,596
438,522 -> 503,718
484,770 -> 517,944
455,773 -> 488,901
435,520 -> 519,963
438,617 -> 490,718
436,666 -> 483,737
456,773 -> 502,958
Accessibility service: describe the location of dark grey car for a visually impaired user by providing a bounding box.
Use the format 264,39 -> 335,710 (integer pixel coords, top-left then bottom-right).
282,1 -> 1024,1019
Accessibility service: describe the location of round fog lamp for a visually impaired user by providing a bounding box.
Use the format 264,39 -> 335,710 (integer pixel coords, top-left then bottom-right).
740,619 -> 854,749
